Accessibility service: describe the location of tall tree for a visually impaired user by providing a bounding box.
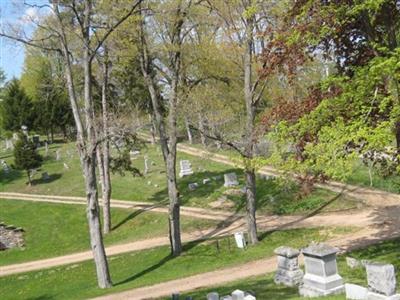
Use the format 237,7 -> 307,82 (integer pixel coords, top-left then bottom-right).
1,79 -> 34,132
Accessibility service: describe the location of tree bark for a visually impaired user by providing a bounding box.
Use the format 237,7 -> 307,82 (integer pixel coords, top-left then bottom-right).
54,0 -> 112,288
198,113 -> 207,147
396,121 -> 400,151
149,114 -> 156,145
184,116 -> 193,144
139,9 -> 182,256
245,169 -> 257,243
243,3 -> 258,244
99,49 -> 112,235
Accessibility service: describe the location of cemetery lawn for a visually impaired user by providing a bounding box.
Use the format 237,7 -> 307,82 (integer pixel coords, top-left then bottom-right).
0,226 -> 352,300
0,142 -> 360,216
0,199 -> 216,266
183,141 -> 400,194
169,237 -> 400,300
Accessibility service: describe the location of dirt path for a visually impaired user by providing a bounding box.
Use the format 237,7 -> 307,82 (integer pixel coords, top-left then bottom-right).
0,192 -> 231,221
176,143 -> 400,207
91,225 -> 400,300
1,197 -> 399,278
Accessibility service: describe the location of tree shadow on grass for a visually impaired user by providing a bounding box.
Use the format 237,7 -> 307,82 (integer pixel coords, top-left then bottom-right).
0,169 -> 23,185
26,295 -> 55,300
112,209 -> 147,231
149,168 -> 243,206
31,173 -> 62,185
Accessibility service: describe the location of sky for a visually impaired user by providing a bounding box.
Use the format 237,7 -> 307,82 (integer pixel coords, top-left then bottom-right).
0,0 -> 48,81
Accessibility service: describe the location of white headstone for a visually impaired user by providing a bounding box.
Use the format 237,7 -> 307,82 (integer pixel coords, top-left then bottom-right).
234,232 -> 246,249
232,290 -> 245,300
224,172 -> 239,187
144,156 -> 149,175
345,283 -> 368,300
56,149 -> 61,161
63,163 -> 70,170
244,295 -> 256,300
207,292 -> 219,300
203,178 -> 211,184
179,160 -> 193,177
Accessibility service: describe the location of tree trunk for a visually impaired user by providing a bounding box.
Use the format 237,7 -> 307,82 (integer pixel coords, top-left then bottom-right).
166,152 -> 182,256
198,113 -> 207,147
149,114 -> 156,145
139,6 -> 182,256
184,116 -> 193,144
245,169 -> 257,243
96,146 -> 111,234
27,170 -> 32,186
243,7 -> 258,244
82,153 -> 112,288
99,49 -> 112,235
396,121 -> 400,151
55,0 -> 112,288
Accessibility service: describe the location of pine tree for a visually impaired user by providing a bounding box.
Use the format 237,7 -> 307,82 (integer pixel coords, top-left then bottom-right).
1,79 -> 34,132
13,134 -> 43,185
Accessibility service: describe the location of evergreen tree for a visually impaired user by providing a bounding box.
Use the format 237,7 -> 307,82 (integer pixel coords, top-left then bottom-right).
1,79 -> 34,132
13,134 -> 43,186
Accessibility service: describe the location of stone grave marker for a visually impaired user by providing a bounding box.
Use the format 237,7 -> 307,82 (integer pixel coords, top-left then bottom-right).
224,172 -> 239,187
144,156 -> 149,175
234,232 -> 246,249
274,246 -> 303,287
44,141 -> 49,157
346,257 -> 361,269
345,283 -> 368,300
366,263 -> 399,299
232,289 -> 245,300
41,172 -> 50,181
207,292 -> 219,300
1,160 -> 10,174
56,149 -> 61,161
299,243 -> 344,297
63,163 -> 70,170
203,178 -> 211,184
188,182 -> 198,191
179,160 -> 193,177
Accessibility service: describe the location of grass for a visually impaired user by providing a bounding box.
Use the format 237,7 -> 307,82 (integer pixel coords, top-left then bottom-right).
0,199 -> 216,266
180,140 -> 400,195
0,141 -> 360,215
168,238 -> 400,300
346,161 -> 400,194
0,227 -> 346,300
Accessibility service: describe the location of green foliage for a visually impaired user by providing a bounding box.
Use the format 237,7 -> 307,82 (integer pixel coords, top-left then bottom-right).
1,79 -> 34,132
267,50 -> 399,180
13,134 -> 43,184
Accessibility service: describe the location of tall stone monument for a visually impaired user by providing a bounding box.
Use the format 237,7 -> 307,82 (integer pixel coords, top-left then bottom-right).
299,243 -> 344,297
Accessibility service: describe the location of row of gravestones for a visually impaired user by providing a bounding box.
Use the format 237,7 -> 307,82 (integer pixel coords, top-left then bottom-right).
274,243 -> 399,300
171,289 -> 256,300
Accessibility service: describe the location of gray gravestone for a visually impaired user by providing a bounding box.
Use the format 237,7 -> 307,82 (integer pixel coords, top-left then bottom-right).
244,295 -> 256,300
207,292 -> 219,300
41,172 -> 50,181
232,290 -> 245,300
366,263 -> 399,299
179,160 -> 193,177
299,243 -> 344,297
188,182 -> 198,191
224,172 -> 239,187
274,246 -> 303,287
1,160 -> 10,174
